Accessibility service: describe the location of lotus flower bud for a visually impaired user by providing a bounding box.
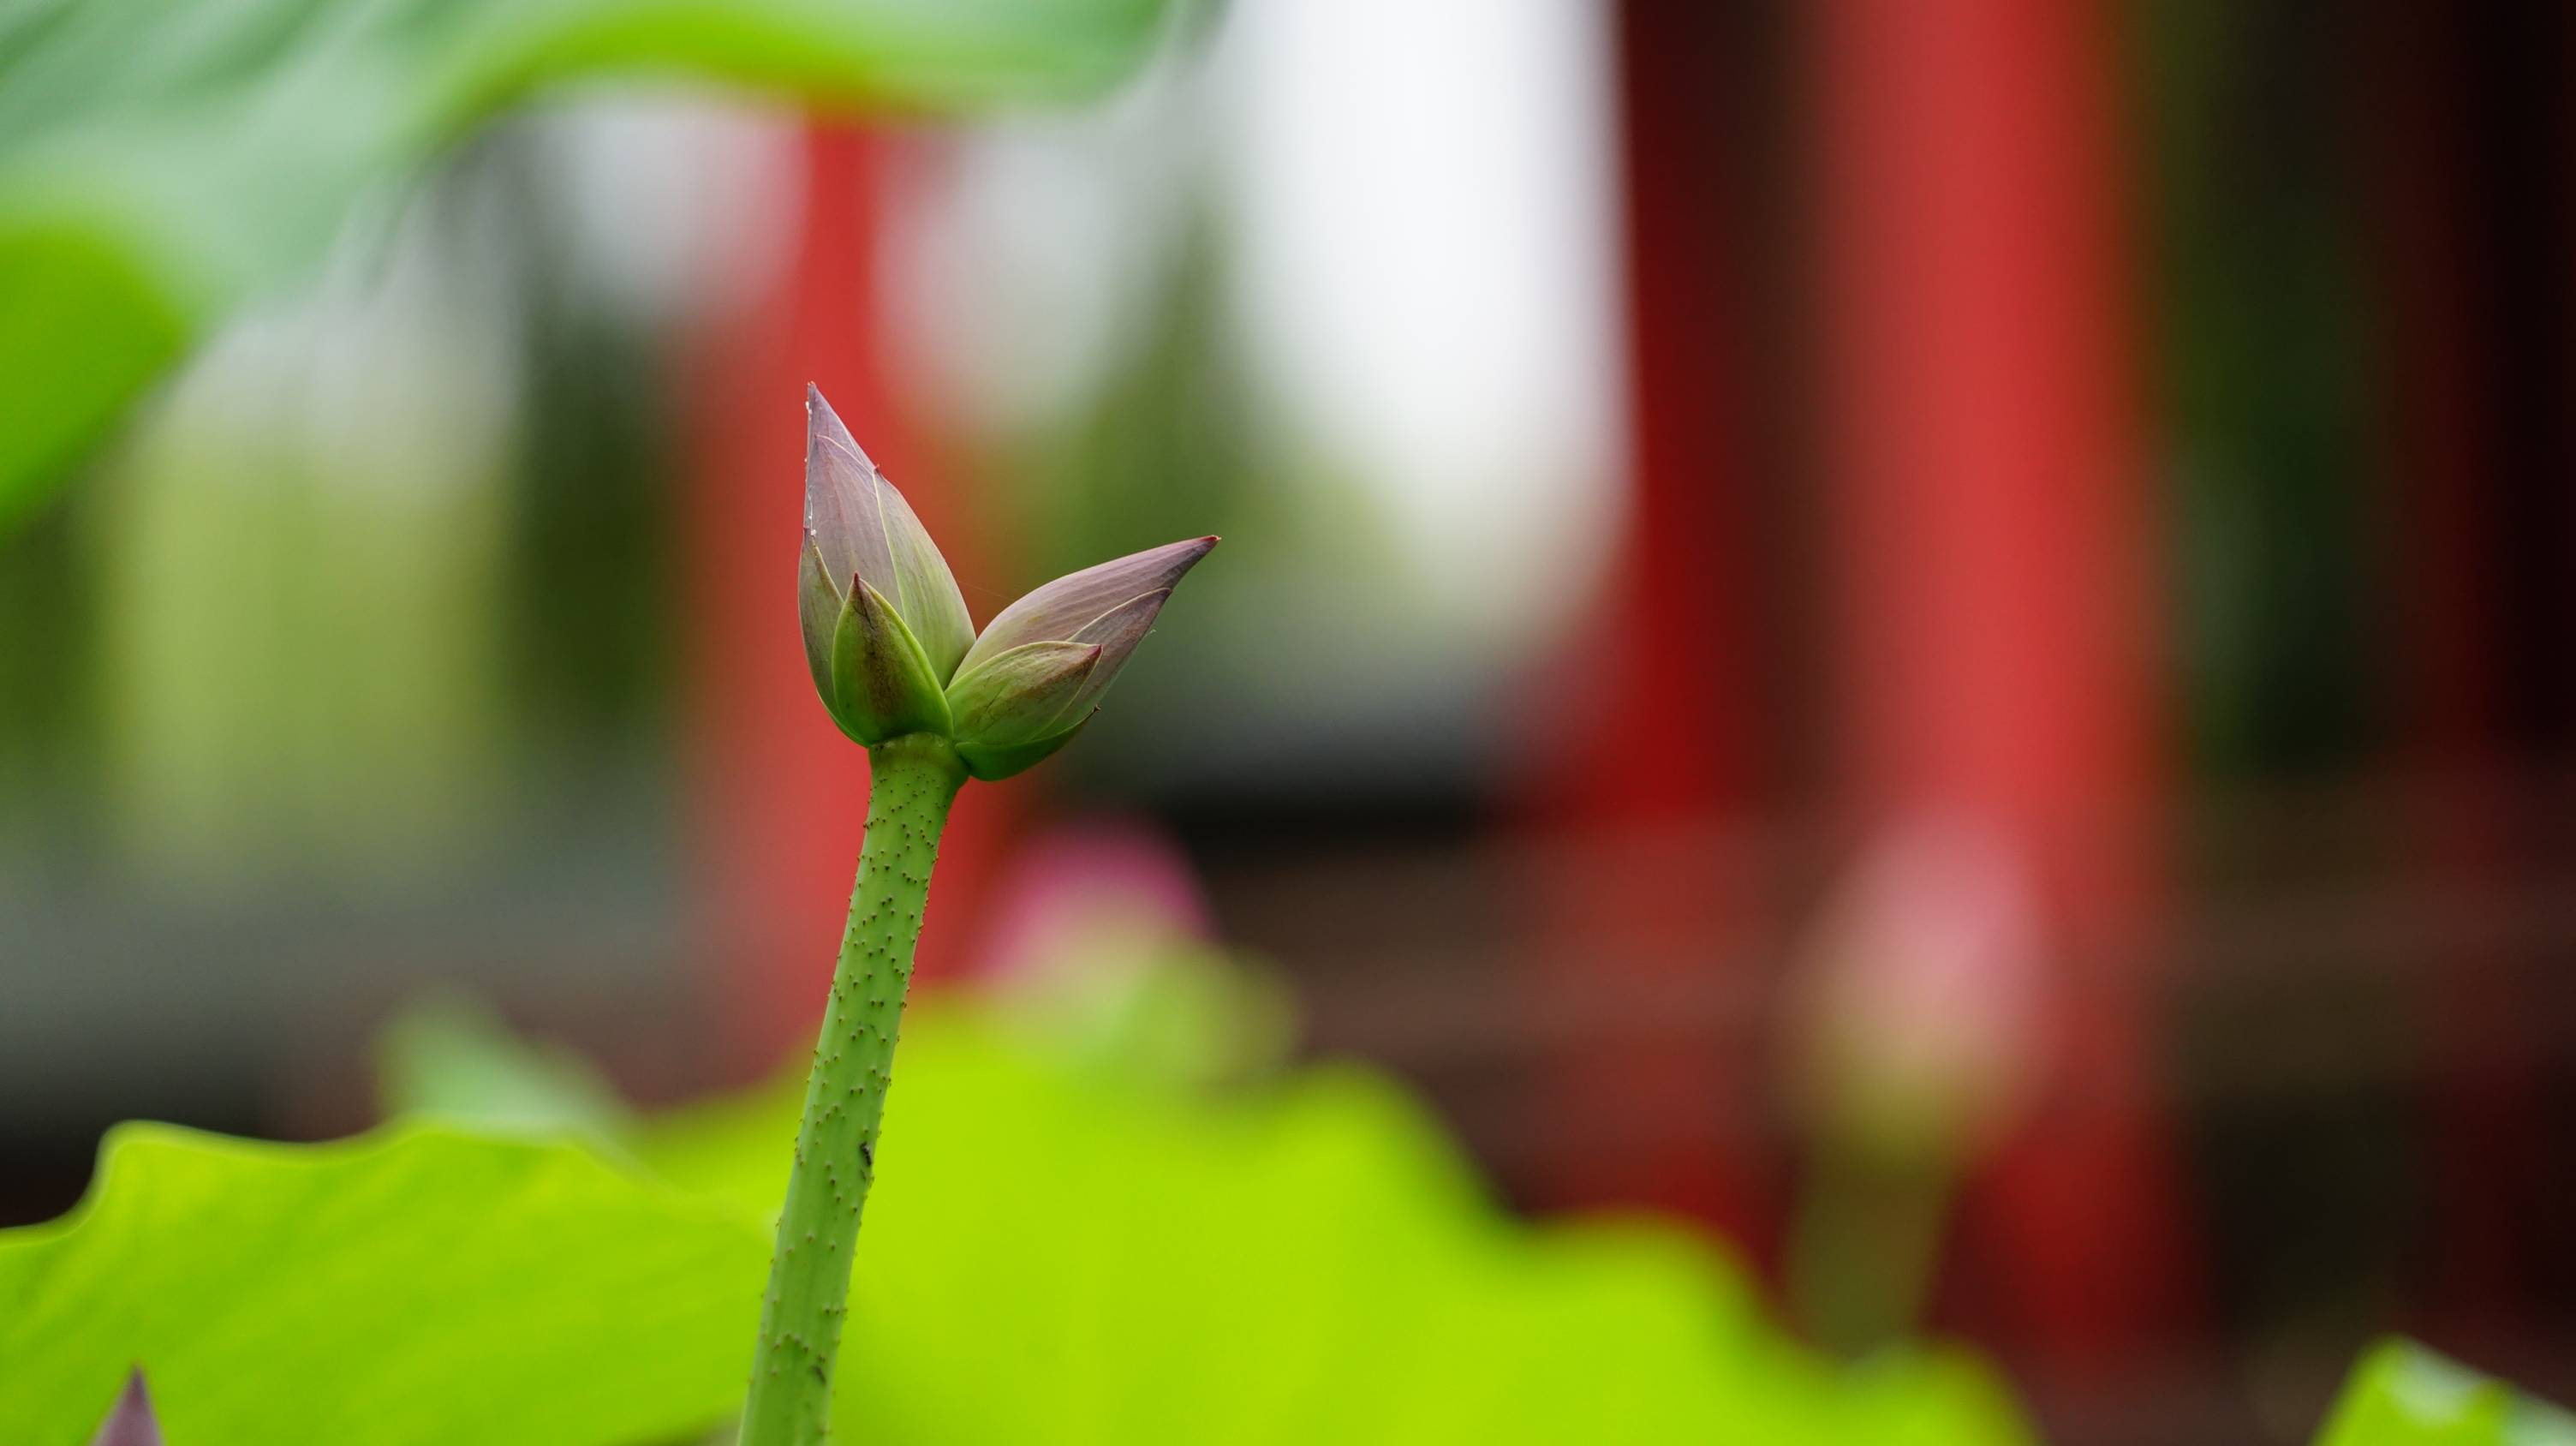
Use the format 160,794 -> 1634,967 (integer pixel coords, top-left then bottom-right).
799,386 -> 1216,773
1786,815 -> 2047,1167
800,390 -> 971,745
943,535 -> 1217,779
87,1371 -> 164,1446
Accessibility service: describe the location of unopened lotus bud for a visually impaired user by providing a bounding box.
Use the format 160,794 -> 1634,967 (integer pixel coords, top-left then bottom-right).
758,390 -> 1218,1444
800,387 -> 974,744
1787,815 -> 2047,1167
942,536 -> 1217,780
797,387 -> 1214,770
88,1371 -> 164,1446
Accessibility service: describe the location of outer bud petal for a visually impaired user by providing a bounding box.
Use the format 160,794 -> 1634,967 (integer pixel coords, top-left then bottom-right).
1055,586 -> 1172,718
957,714 -> 1093,782
824,575 -> 953,745
946,641 -> 1100,746
955,536 -> 1216,677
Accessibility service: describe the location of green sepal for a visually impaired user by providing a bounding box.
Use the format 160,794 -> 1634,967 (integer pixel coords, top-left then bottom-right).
945,640 -> 1100,748
957,713 -> 1094,781
826,577 -> 953,744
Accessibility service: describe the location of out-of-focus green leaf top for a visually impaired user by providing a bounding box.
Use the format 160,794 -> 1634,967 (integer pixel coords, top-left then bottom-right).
1,990 -> 2036,1446
26,978 -> 2556,1445
373,995 -> 629,1142
2318,1339 -> 2576,1446
0,0 -> 1178,531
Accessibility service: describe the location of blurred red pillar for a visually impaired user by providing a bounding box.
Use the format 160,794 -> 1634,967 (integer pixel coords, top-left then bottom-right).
1809,0 -> 2199,1367
683,125 -> 1019,1072
1518,0 -> 1767,1237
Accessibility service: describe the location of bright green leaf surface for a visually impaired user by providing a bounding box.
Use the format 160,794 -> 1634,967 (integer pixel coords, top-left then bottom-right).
559,1001 -> 2040,1445
2319,1339 -> 2576,1446
14,989 -> 2567,1444
0,1122 -> 766,1445
0,0 -> 1173,529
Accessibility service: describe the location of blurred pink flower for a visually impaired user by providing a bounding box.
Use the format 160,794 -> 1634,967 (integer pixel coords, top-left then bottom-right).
1787,813 -> 2050,1164
977,822 -> 1214,983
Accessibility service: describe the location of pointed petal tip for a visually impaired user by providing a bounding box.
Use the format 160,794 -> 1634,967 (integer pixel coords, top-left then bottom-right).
88,1370 -> 162,1446
1135,535 -> 1217,586
804,386 -> 878,475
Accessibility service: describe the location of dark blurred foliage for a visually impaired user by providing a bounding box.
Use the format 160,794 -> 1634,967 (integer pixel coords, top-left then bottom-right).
2133,0 -> 2385,780
471,142 -> 684,757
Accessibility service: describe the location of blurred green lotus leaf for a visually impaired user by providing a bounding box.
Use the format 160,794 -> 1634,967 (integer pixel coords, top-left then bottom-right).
0,1121 -> 767,1445
373,995 -> 629,1143
5,984 -> 2036,1444
2318,1338 -> 2576,1446
0,0 -> 1177,531
397,995 -> 2041,1445
44,985 -> 2545,1445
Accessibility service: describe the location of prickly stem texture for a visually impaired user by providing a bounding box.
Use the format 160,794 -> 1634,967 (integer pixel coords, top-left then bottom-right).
740,734 -> 965,1446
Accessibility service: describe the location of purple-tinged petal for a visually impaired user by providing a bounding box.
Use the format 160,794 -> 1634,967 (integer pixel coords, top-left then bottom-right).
1065,588 -> 1168,648
947,641 -> 1100,747
803,388 -> 886,605
870,475 -> 975,684
804,386 -> 975,683
88,1371 -> 164,1446
957,536 -> 1217,676
1058,587 -> 1171,717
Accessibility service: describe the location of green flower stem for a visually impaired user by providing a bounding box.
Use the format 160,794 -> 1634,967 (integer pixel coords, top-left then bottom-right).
742,733 -> 967,1445
1783,1137 -> 1955,1359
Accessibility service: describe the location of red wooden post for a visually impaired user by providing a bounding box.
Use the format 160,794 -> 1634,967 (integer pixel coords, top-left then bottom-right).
684,124 -> 1019,1071
1808,0 -> 2198,1368
1518,0 -> 1766,1237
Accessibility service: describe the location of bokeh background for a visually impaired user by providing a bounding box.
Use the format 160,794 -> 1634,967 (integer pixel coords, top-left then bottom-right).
7,2 -> 2576,1441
